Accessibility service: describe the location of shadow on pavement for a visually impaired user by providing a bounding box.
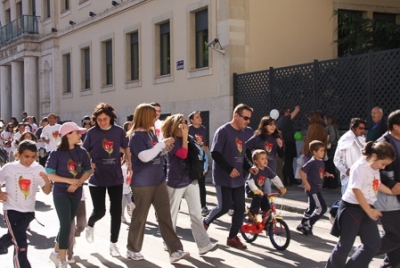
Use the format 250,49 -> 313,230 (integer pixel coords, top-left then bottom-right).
35,200 -> 53,212
27,229 -> 56,250
70,256 -> 101,268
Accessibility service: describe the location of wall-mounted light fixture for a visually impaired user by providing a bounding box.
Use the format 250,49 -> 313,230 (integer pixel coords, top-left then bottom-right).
207,38 -> 225,55
111,1 -> 119,6
51,27 -> 57,32
89,11 -> 96,17
69,20 -> 76,25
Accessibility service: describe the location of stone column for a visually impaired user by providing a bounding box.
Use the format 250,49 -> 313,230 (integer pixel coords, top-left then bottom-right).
24,56 -> 38,118
0,66 -> 12,121
11,61 -> 24,119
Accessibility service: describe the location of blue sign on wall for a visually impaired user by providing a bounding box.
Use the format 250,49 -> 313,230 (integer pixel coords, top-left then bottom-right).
176,60 -> 184,70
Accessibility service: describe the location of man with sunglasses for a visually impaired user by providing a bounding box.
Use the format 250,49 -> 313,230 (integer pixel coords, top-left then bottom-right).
203,103 -> 257,250
334,118 -> 367,195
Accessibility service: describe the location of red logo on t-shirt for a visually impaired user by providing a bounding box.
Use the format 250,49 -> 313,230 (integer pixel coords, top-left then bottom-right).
319,168 -> 324,179
373,178 -> 379,195
235,138 -> 243,153
265,142 -> 273,153
257,175 -> 266,187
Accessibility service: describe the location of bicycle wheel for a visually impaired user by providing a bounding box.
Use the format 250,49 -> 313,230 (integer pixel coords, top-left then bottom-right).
268,218 -> 291,250
240,214 -> 259,243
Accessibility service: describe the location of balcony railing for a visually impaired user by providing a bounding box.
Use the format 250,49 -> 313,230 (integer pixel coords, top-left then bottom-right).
0,15 -> 40,46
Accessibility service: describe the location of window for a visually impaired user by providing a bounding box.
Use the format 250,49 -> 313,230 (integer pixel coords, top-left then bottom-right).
63,54 -> 71,93
62,0 -> 70,12
44,0 -> 51,19
5,9 -> 11,23
130,32 -> 139,81
16,2 -> 22,18
31,0 -> 37,16
82,47 -> 90,89
337,10 -> 363,57
104,41 -> 113,85
195,9 -> 208,68
160,22 -> 170,76
373,12 -> 397,23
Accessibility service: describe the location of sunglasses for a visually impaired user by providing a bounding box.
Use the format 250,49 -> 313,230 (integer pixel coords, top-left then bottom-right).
238,114 -> 251,121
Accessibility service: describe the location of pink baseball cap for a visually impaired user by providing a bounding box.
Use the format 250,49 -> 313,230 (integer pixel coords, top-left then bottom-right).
60,122 -> 87,137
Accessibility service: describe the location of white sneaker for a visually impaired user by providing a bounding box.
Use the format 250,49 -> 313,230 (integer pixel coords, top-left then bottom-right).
121,216 -> 128,223
109,242 -> 121,257
170,250 -> 190,263
58,260 -> 68,268
85,226 -> 94,243
127,202 -> 135,216
67,256 -> 75,264
199,243 -> 218,255
49,251 -> 60,266
127,250 -> 144,261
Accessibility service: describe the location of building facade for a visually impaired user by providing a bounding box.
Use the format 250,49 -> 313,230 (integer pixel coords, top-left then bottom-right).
0,0 -> 399,135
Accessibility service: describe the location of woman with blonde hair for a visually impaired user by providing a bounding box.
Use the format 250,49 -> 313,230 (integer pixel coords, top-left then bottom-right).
126,104 -> 190,263
162,114 -> 217,256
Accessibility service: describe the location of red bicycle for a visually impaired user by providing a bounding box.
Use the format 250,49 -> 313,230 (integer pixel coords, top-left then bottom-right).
240,192 -> 291,251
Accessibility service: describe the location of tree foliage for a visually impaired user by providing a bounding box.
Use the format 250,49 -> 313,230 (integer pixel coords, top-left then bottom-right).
334,10 -> 400,56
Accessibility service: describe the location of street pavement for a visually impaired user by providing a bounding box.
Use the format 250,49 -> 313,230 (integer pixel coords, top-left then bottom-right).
0,183 -> 385,268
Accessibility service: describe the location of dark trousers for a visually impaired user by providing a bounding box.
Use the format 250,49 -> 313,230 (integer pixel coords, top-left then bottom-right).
1,210 -> 35,268
248,192 -> 271,215
326,205 -> 381,268
198,175 -> 206,208
377,210 -> 400,268
88,184 -> 123,243
204,185 -> 245,239
282,141 -> 297,184
53,195 -> 80,249
301,192 -> 327,227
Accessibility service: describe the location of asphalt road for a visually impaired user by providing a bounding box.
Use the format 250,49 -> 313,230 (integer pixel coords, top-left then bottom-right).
0,184 -> 384,268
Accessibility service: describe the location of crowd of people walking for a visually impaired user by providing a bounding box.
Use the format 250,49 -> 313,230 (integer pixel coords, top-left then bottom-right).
0,102 -> 399,268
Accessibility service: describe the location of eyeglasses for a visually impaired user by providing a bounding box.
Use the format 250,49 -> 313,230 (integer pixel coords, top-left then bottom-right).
358,127 -> 365,130
181,120 -> 187,125
238,114 -> 251,121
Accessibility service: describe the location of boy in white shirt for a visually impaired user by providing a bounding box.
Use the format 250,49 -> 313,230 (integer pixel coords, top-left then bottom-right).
0,140 -> 52,267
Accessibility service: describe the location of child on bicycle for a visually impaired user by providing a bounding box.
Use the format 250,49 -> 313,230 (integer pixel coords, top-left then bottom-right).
297,140 -> 334,235
245,149 -> 287,222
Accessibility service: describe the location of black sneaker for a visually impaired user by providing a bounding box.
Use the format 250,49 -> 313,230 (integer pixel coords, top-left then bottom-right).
296,224 -> 307,235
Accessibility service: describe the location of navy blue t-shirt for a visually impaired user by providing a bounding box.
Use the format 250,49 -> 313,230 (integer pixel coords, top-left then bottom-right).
82,125 -> 128,187
46,146 -> 91,200
211,123 -> 247,188
300,157 -> 325,194
188,125 -> 208,146
246,134 -> 280,172
129,131 -> 165,187
245,166 -> 276,194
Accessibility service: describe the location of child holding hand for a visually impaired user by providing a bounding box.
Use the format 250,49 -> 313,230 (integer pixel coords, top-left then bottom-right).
326,141 -> 395,267
245,149 -> 287,221
297,140 -> 334,235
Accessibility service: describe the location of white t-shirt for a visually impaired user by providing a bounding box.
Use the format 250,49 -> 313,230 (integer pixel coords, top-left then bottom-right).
40,124 -> 61,152
0,161 -> 46,212
342,157 -> 380,205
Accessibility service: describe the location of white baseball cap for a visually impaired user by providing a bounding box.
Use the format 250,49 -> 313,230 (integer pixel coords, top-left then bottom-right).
60,122 -> 87,137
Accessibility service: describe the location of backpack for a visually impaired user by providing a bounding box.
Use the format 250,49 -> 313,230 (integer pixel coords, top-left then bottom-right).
186,135 -> 205,181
